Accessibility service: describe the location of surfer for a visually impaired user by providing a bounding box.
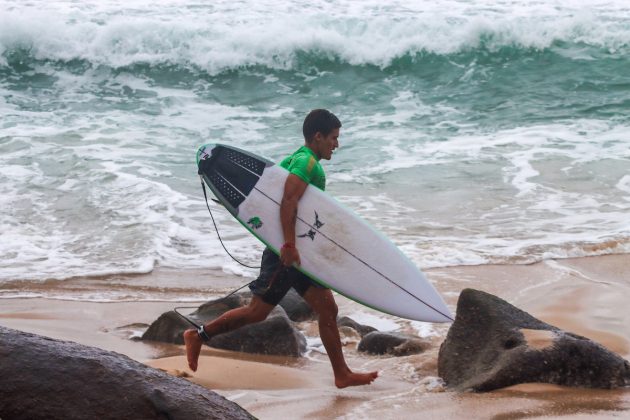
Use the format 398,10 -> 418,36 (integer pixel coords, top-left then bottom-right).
184,109 -> 379,388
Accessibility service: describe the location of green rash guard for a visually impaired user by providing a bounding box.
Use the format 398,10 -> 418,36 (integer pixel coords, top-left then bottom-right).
280,145 -> 326,191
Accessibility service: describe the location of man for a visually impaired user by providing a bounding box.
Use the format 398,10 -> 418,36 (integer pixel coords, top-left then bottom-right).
184,109 -> 378,388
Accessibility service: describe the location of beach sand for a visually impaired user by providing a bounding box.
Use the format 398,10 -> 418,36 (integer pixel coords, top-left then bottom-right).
1,254 -> 629,419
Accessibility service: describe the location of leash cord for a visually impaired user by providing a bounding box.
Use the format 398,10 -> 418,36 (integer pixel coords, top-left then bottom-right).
172,177 -> 262,328
200,177 -> 261,270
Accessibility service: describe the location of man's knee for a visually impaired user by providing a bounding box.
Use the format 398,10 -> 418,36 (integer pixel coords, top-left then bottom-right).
247,309 -> 269,323
316,298 -> 338,321
246,298 -> 274,323
305,289 -> 338,318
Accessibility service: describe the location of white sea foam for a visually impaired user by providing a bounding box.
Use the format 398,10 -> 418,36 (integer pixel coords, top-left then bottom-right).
0,120 -> 264,282
618,175 -> 630,195
330,117 -> 630,269
2,0 -> 630,71
348,310 -> 400,332
1,0 -> 629,286
409,321 -> 438,338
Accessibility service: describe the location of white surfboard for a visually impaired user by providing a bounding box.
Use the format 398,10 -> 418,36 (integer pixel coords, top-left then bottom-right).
197,144 -> 453,323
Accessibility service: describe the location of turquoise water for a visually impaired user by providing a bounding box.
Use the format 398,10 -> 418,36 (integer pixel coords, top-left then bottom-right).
1,0 -> 629,287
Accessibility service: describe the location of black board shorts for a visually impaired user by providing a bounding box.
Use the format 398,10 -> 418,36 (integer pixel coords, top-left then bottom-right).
248,248 -> 325,306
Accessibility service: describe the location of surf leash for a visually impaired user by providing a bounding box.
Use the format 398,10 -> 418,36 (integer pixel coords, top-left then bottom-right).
171,176 -> 265,333
172,265 -> 287,340
172,282 -> 250,340
171,276 -> 252,340
199,176 -> 261,270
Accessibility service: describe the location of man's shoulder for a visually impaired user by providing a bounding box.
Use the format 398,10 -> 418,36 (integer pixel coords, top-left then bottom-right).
280,146 -> 325,189
281,147 -> 315,167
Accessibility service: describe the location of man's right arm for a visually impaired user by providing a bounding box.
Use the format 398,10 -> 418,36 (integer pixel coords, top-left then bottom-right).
279,173 -> 309,267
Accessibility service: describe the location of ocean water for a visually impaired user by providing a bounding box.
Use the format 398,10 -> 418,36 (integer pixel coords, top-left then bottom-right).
1,0 -> 629,293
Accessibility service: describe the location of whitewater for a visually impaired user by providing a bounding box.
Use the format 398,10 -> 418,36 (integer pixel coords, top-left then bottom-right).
1,0 -> 629,286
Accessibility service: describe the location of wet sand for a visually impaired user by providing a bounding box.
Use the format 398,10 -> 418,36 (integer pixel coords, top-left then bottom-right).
1,254 -> 629,419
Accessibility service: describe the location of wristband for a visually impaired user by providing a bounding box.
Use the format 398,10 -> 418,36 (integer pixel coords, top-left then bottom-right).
281,242 -> 295,250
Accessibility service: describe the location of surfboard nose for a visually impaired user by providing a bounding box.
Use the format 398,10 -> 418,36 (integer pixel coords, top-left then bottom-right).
197,143 -> 216,158
196,143 -> 220,168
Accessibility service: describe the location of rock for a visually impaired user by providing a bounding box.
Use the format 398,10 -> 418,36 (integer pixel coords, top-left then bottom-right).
438,288 -> 630,392
0,326 -> 254,420
142,293 -> 307,357
195,289 -> 313,322
337,316 -> 378,337
277,288 -> 315,321
193,292 -> 251,321
208,306 -> 307,356
338,326 -> 362,343
142,293 -> 251,345
358,331 -> 431,356
142,311 -> 193,345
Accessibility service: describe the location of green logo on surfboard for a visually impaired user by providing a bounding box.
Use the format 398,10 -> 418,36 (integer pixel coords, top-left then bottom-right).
247,216 -> 263,230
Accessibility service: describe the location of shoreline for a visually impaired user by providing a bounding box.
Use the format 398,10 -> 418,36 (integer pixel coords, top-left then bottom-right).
1,254 -> 629,418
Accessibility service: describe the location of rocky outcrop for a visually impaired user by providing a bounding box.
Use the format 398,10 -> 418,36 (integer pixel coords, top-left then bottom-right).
0,326 -> 254,420
207,306 -> 307,356
438,288 -> 630,392
358,331 -> 431,356
277,288 -> 315,321
141,311 -> 193,345
142,293 -> 248,345
142,293 -> 307,357
337,316 -> 378,337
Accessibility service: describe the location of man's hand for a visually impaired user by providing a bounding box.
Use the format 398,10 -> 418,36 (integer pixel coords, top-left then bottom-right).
280,244 -> 301,267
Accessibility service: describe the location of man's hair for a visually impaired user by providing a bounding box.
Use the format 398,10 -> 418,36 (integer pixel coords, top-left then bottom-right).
302,109 -> 341,142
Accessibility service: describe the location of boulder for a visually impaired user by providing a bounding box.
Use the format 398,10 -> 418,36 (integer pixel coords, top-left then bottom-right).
208,306 -> 307,356
438,288 -> 630,392
277,288 -> 315,321
338,326 -> 363,344
194,292 -> 251,320
358,331 -> 431,356
0,326 -> 254,420
337,316 -> 378,337
142,293 -> 307,357
142,293 -> 249,345
142,311 -> 192,345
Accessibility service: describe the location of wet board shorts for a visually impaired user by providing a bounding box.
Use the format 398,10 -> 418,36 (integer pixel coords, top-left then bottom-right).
248,248 -> 326,306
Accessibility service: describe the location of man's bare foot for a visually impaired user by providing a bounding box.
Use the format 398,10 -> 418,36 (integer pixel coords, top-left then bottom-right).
334,371 -> 379,389
183,329 -> 203,372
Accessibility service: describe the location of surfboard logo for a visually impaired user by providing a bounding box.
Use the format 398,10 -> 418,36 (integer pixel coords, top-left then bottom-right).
298,211 -> 324,241
247,216 -> 263,230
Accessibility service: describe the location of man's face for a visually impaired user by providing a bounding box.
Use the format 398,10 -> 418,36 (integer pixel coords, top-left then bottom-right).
314,128 -> 339,160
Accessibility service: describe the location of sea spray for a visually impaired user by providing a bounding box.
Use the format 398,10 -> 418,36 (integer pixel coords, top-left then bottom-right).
1,0 -> 629,284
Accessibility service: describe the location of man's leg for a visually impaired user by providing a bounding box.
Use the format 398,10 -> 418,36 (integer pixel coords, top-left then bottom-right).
183,296 -> 274,371
301,287 -> 378,388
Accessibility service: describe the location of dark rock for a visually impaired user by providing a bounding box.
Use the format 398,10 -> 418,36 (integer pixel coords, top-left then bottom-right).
338,326 -> 362,342
141,293 -> 250,345
0,326 -> 254,420
209,306 -> 307,356
438,288 -> 630,392
142,293 -> 307,357
142,311 -> 192,345
142,293 -> 251,345
193,292 -> 251,321
358,331 -> 431,356
337,316 -> 378,337
278,288 -> 315,321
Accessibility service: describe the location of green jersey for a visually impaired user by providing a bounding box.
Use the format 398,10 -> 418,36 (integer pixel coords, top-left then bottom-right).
280,145 -> 326,191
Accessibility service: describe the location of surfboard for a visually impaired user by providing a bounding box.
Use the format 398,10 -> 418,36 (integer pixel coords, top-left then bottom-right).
196,144 -> 453,323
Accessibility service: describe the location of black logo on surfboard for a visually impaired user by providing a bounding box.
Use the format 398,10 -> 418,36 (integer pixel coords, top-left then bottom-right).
298,211 -> 324,241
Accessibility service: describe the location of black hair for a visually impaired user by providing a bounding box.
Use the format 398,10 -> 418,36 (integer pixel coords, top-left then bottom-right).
302,109 -> 341,142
